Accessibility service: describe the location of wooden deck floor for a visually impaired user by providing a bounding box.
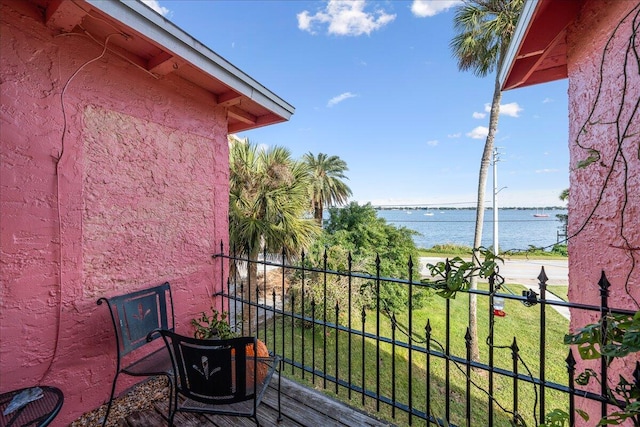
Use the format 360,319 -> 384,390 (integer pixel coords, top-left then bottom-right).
120,375 -> 395,426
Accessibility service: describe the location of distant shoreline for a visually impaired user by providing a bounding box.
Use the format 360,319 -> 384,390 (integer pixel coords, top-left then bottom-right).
372,206 -> 567,211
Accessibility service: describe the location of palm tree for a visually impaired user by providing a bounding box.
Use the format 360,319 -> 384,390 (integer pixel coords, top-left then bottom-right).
303,152 -> 353,226
450,0 -> 524,361
559,188 -> 569,202
557,189 -> 569,240
229,137 -> 320,298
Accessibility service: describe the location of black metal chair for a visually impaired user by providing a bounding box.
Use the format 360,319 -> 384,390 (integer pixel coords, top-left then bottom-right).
147,330 -> 282,426
97,282 -> 174,426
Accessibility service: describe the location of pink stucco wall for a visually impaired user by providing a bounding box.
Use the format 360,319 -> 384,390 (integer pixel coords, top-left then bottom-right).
566,0 -> 639,424
1,0 -> 229,424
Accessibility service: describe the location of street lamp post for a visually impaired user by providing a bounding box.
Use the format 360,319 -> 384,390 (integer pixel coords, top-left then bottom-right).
492,148 -> 504,256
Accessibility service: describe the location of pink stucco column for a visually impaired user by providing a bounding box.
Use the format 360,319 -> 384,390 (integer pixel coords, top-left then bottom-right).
566,1 -> 639,425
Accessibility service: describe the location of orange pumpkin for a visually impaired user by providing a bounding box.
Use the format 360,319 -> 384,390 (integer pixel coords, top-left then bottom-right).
246,339 -> 270,387
231,339 -> 270,390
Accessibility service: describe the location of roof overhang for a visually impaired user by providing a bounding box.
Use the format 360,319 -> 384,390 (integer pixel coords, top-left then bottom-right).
500,0 -> 584,91
40,0 -> 294,132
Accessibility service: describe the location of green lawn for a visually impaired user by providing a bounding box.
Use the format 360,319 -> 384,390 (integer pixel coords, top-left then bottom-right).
546,285 -> 568,302
260,283 -> 571,427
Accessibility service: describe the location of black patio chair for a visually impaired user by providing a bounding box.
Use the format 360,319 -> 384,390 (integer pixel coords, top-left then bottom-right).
147,330 -> 282,426
97,282 -> 174,426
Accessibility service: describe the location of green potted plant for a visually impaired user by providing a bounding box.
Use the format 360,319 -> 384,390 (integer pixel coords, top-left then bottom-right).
190,307 -> 271,385
191,308 -> 237,340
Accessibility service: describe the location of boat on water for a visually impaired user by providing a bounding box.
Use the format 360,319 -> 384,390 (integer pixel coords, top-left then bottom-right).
424,211 -> 434,216
533,208 -> 549,218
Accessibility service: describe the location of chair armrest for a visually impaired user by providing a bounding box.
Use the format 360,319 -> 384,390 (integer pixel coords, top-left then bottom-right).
146,328 -> 163,343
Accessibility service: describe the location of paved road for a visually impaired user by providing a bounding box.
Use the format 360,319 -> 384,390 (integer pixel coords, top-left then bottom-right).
419,257 -> 568,285
420,257 -> 570,319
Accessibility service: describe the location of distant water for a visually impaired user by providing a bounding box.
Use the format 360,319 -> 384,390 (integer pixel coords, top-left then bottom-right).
377,208 -> 566,251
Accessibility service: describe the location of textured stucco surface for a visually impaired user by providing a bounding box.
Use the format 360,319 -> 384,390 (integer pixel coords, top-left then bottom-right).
1,0 -> 229,424
566,1 -> 639,424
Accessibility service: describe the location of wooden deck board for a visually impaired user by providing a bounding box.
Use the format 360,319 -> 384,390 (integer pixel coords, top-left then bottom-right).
119,375 -> 394,426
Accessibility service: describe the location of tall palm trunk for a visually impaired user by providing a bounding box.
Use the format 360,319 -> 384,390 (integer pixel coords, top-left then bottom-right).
313,202 -> 323,226
469,69 -> 503,362
243,248 -> 260,335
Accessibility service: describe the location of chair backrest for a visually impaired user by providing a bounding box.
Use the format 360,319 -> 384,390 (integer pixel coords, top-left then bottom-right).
158,331 -> 257,405
98,282 -> 174,356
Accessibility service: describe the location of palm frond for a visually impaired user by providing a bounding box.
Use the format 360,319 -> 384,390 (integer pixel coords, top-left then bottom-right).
450,0 -> 524,77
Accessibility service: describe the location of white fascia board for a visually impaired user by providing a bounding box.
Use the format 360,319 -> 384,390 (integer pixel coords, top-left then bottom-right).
85,0 -> 295,119
498,0 -> 539,90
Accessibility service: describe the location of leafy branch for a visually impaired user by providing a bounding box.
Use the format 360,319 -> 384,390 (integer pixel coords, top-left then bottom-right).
425,246 -> 503,298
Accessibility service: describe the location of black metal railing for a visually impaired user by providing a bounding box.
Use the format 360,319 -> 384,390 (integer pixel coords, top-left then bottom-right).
212,243 -> 638,426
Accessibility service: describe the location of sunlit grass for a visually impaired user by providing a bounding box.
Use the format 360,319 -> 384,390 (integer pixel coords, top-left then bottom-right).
546,285 -> 568,302
257,283 -> 571,427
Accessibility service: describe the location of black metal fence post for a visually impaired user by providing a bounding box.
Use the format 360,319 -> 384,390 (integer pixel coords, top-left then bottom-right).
408,256 -> 414,425
361,306 -> 367,407
426,321 -> 432,424
301,251 -> 306,380
312,298 -> 316,385
392,313 -> 397,418
465,328 -> 472,427
347,252 -> 353,399
323,250 -> 328,389
599,271 -> 611,420
488,273 -> 495,427
566,350 -> 577,427
375,254 -> 381,412
538,266 -> 548,422
335,301 -> 339,394
281,249 -> 286,364
511,337 -> 520,425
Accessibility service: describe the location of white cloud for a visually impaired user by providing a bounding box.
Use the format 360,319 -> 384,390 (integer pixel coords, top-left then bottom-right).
535,168 -> 559,174
500,102 -> 523,117
472,112 -> 486,119
141,0 -> 170,16
297,0 -> 396,36
327,92 -> 358,107
484,102 -> 523,117
297,11 -> 314,32
466,126 -> 489,139
447,132 -> 461,138
543,97 -> 553,103
426,139 -> 439,146
411,0 -> 461,17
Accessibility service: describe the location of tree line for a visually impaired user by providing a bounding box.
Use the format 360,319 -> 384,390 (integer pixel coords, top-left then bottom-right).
228,136 -> 425,315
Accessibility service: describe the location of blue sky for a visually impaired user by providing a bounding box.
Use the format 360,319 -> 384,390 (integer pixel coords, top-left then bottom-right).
144,0 -> 570,208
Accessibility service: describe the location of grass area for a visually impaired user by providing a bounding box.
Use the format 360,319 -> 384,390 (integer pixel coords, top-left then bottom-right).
418,243 -> 568,260
259,283 -> 571,427
546,285 -> 568,302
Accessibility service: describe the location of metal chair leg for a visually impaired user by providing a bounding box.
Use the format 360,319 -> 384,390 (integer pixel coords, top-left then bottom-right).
166,374 -> 174,426
102,373 -> 119,427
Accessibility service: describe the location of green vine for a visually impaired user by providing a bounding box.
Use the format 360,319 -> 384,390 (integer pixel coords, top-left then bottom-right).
425,246 -> 503,298
562,312 -> 640,426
